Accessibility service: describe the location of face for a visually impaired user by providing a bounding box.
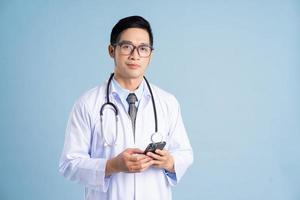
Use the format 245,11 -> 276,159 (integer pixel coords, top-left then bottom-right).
109,28 -> 152,81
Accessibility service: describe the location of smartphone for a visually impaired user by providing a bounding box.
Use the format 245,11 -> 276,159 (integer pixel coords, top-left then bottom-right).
144,141 -> 166,154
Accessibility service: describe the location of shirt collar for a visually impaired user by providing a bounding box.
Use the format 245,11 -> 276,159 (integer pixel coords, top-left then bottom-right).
111,77 -> 147,105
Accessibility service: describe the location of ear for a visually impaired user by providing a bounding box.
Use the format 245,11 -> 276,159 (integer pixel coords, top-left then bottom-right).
108,45 -> 115,58
149,50 -> 154,60
147,51 -> 154,64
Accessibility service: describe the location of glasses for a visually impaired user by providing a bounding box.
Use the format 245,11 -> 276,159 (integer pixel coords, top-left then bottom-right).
114,41 -> 153,58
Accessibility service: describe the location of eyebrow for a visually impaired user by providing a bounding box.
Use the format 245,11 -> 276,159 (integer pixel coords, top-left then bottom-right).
119,40 -> 151,46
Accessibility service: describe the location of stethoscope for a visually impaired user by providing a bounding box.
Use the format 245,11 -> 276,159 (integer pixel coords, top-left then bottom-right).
99,73 -> 163,146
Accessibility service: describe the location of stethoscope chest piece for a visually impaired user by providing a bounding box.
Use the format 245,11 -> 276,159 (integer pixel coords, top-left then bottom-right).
151,131 -> 163,143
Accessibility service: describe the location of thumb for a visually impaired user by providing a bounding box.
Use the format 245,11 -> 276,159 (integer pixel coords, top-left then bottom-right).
126,148 -> 144,154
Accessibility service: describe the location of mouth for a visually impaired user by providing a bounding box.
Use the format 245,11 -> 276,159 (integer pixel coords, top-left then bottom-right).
126,63 -> 140,69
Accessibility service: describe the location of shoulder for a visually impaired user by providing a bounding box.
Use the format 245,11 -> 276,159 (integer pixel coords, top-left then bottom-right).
73,82 -> 107,113
150,83 -> 180,109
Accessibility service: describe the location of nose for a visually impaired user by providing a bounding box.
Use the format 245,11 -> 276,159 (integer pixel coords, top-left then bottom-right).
129,47 -> 140,60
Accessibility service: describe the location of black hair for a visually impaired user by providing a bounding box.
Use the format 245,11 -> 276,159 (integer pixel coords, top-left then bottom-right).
110,16 -> 153,47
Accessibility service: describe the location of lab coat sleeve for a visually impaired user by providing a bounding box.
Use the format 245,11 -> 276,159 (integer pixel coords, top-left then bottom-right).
166,98 -> 193,186
59,99 -> 110,192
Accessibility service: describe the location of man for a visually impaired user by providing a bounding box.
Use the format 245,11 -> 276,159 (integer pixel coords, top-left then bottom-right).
59,16 -> 193,200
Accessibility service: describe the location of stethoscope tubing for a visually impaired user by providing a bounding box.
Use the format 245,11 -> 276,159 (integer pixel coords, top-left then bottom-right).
99,73 -> 158,146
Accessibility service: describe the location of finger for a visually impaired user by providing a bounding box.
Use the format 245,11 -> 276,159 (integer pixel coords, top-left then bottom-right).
130,159 -> 153,172
140,156 -> 153,163
126,161 -> 141,172
155,149 -> 167,156
152,159 -> 163,166
152,162 -> 163,169
128,153 -> 148,162
140,159 -> 154,170
129,156 -> 153,168
147,152 -> 163,160
126,148 -> 144,154
133,159 -> 153,169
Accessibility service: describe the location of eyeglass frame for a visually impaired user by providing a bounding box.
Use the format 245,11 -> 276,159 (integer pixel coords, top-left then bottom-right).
112,41 -> 154,58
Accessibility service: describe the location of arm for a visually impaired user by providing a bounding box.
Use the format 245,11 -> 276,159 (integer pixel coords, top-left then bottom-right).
59,99 -> 110,192
105,148 -> 153,176
147,97 -> 193,186
59,99 -> 153,191
167,100 -> 193,185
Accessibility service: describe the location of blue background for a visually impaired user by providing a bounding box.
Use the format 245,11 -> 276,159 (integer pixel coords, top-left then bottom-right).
1,0 -> 299,199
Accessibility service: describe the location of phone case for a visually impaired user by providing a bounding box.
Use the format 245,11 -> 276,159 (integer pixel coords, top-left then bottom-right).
144,141 -> 166,154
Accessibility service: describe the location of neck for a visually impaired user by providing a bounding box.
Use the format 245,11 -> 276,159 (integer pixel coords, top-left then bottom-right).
114,74 -> 143,91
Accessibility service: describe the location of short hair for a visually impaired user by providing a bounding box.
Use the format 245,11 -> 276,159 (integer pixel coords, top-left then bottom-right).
110,16 -> 153,47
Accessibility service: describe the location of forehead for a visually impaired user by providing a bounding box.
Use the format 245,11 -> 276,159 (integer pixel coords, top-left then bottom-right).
119,28 -> 150,44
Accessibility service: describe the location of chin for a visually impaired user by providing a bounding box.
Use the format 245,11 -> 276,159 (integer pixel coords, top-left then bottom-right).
125,70 -> 144,79
115,68 -> 145,80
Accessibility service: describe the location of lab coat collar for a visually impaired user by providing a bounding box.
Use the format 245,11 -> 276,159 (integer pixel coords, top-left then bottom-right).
109,77 -> 151,103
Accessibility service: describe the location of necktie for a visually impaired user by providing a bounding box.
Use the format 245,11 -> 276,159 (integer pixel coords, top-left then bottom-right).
126,93 -> 138,135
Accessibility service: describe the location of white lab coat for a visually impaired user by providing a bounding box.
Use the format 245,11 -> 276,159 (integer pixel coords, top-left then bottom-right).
59,80 -> 193,200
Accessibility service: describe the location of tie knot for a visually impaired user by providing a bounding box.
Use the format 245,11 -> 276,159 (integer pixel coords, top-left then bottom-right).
126,93 -> 138,104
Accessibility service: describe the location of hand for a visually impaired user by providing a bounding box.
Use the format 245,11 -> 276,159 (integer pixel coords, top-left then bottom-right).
147,149 -> 175,173
105,148 -> 153,176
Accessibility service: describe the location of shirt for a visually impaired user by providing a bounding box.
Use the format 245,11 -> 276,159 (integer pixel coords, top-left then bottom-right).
111,77 -> 144,113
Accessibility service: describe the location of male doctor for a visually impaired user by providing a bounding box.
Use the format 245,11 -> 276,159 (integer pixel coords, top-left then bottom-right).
59,16 -> 193,200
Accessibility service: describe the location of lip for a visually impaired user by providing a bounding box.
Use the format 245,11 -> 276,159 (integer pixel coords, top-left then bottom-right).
126,63 -> 140,68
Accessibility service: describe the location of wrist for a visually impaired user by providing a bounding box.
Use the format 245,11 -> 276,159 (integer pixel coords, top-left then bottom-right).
165,157 -> 175,173
105,158 -> 118,177
166,165 -> 175,173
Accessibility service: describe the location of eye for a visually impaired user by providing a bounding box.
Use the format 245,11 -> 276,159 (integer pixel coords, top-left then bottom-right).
121,44 -> 132,50
139,46 -> 150,53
